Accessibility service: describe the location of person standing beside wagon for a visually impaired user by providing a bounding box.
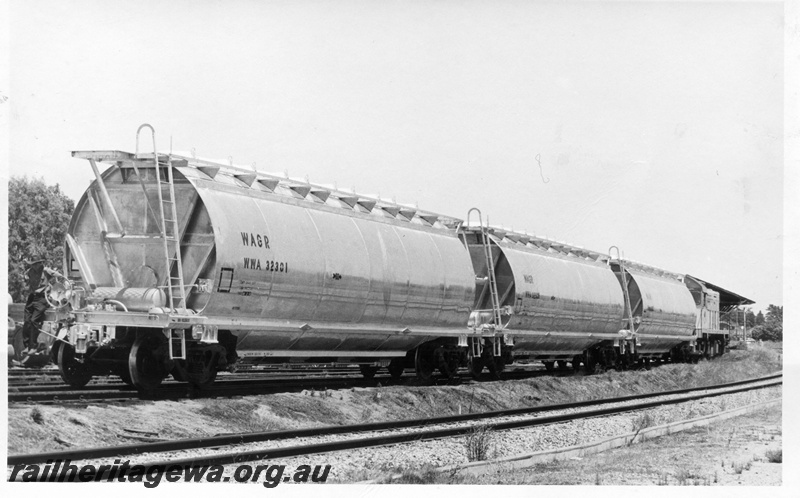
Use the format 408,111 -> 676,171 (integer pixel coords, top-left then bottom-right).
21,258 -> 63,355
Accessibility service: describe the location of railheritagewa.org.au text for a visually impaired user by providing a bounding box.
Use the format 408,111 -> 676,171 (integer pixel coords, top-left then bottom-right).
9,460 -> 331,487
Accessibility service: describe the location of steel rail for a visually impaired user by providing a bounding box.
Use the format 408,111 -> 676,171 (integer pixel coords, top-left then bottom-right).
8,372 -> 781,466
6,367 -> 361,380
7,378 -> 368,404
7,366 -> 577,403
6,370 -> 363,387
5,367 -> 549,390
8,372 -> 368,392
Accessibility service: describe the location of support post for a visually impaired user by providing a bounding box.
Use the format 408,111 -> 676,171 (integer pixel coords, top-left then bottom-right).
89,159 -> 125,236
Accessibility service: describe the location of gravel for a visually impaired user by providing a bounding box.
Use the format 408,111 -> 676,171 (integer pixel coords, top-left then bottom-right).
18,381 -> 779,483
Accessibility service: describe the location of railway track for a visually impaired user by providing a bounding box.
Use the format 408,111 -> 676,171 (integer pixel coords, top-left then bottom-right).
8,370 -> 369,389
7,366 -> 364,382
7,372 -> 782,471
8,375 -> 378,404
7,364 -> 578,404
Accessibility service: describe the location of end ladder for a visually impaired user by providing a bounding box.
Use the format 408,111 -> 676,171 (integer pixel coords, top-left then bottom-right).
467,208 -> 503,329
136,124 -> 188,312
609,246 -> 635,334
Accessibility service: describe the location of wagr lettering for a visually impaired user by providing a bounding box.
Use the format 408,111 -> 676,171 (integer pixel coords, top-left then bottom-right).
241,232 -> 270,249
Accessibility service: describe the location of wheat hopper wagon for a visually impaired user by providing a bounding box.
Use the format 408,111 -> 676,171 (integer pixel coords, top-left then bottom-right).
56,125 -> 482,389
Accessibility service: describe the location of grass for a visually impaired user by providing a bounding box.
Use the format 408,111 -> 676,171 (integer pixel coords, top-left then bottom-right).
198,399 -> 281,432
394,466 -> 448,484
673,469 -> 712,486
726,427 -> 737,448
732,460 -> 752,474
363,464 -> 466,485
765,448 -> 782,463
465,425 -> 495,462
629,411 -> 656,444
31,407 -> 44,424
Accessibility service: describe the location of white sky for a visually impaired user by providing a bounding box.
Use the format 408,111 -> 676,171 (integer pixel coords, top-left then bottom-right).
2,0 -> 790,312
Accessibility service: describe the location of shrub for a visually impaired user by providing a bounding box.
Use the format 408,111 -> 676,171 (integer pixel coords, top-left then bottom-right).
395,467 -> 441,484
465,425 -> 494,462
31,407 -> 45,424
765,449 -> 782,463
631,411 -> 655,432
629,411 -> 655,444
732,461 -> 751,474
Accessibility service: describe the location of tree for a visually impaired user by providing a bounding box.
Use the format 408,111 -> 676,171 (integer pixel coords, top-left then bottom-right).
7,176 -> 75,302
756,310 -> 765,326
745,308 -> 756,328
750,304 -> 783,342
720,307 -> 754,336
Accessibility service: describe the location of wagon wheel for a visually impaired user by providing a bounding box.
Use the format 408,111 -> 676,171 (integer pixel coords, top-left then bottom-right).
128,335 -> 169,391
359,365 -> 380,379
583,352 -> 597,375
572,355 -> 582,373
486,355 -> 505,381
118,367 -> 134,386
543,361 -> 555,372
468,353 -> 484,380
171,364 -> 187,382
387,359 -> 405,380
436,347 -> 460,380
49,340 -> 61,366
414,347 -> 435,383
10,321 -> 25,361
173,350 -> 219,389
57,343 -> 92,388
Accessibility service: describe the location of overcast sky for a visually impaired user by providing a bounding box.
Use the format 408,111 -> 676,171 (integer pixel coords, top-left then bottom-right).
3,0 -> 789,312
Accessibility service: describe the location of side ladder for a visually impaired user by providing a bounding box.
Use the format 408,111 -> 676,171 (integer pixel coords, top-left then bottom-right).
137,124 -> 188,312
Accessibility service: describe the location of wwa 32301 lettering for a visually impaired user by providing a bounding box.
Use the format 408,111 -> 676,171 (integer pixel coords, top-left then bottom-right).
243,257 -> 288,273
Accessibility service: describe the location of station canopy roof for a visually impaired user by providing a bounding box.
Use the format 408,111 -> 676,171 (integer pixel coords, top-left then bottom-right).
685,274 -> 755,311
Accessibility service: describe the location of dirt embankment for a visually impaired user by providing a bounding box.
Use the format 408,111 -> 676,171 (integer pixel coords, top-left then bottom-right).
6,346 -> 781,456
